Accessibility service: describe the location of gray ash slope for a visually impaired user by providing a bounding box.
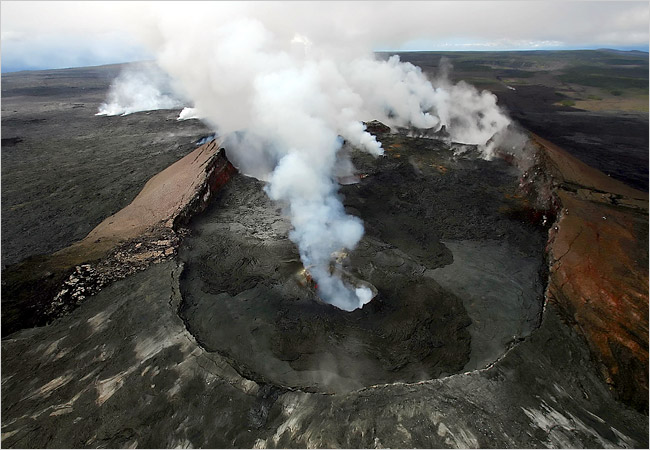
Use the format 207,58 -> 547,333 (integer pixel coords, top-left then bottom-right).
1,63 -> 213,267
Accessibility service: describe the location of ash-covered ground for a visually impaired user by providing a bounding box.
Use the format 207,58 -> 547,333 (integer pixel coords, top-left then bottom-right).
1,60 -> 648,448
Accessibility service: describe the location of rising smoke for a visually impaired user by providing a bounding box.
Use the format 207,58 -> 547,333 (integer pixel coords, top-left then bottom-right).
96,63 -> 184,116
112,4 -> 526,310
177,107 -> 200,121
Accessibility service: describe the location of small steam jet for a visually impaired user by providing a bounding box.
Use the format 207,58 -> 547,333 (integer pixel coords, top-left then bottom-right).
295,249 -> 378,309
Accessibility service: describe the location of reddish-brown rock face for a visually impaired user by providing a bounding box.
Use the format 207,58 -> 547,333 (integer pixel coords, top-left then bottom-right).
1,140 -> 237,337
534,134 -> 649,412
81,140 -> 234,245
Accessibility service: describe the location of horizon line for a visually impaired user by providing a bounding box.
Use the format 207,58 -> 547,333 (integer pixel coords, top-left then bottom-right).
2,47 -> 648,74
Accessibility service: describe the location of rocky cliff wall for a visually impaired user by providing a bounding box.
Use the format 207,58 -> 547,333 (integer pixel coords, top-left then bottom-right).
533,133 -> 649,412
1,141 -> 237,337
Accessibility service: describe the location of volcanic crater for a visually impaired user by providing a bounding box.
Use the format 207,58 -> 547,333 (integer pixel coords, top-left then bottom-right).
178,131 -> 546,393
2,58 -> 648,448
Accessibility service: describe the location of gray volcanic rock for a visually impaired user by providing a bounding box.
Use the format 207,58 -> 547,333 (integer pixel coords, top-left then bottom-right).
176,135 -> 550,395
5,125 -> 646,448
179,174 -> 472,393
1,262 -> 646,448
2,62 -> 648,449
2,124 -> 647,448
428,239 -> 544,371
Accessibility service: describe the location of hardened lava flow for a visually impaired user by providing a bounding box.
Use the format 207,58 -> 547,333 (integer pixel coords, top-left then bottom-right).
177,130 -> 548,394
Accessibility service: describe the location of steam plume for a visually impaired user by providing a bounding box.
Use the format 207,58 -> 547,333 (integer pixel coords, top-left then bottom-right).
96,63 -> 184,116
177,107 -> 200,121
123,6 -> 520,310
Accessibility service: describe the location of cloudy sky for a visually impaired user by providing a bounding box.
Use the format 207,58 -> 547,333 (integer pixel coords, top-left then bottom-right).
1,1 -> 648,73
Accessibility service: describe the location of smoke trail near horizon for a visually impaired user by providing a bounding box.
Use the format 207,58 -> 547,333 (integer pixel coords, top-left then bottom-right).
116,6 -> 521,310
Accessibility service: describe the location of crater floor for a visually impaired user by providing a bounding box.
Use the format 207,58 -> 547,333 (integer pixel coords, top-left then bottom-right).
178,136 -> 545,393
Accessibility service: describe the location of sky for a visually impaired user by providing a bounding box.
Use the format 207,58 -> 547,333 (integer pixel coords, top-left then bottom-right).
1,1 -> 649,73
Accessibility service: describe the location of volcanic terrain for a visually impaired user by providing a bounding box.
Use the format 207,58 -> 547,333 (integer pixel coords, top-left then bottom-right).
1,52 -> 648,448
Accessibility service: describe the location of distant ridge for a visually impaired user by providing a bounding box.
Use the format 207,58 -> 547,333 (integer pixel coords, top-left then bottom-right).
595,48 -> 649,55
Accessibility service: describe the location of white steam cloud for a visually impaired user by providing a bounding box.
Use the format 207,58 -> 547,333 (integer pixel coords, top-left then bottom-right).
177,107 -> 200,121
119,7 -> 520,311
96,63 -> 184,116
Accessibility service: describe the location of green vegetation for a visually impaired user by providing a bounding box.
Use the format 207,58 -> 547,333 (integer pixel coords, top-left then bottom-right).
497,69 -> 536,78
559,99 -> 576,107
558,65 -> 648,90
452,62 -> 493,72
601,58 -> 649,65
